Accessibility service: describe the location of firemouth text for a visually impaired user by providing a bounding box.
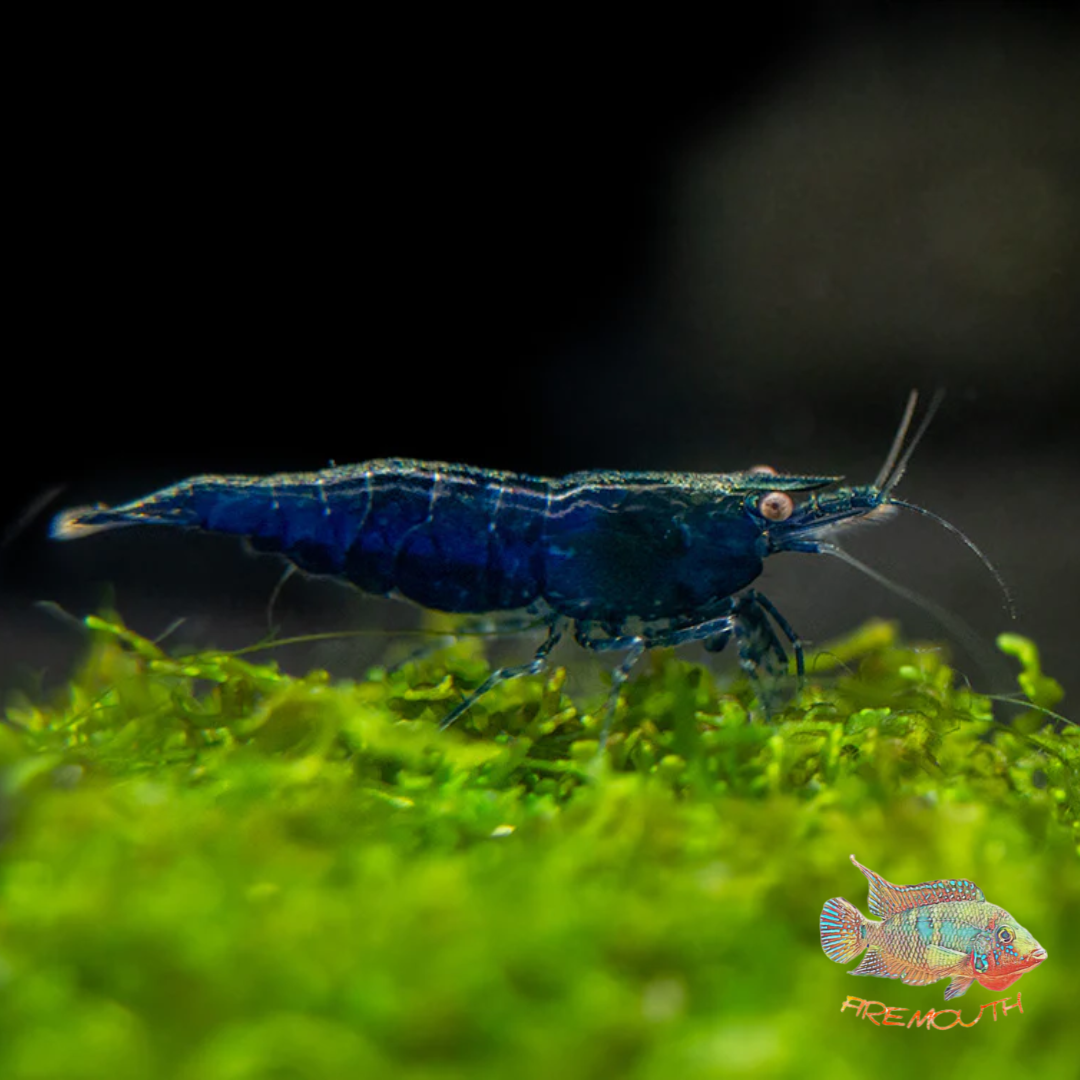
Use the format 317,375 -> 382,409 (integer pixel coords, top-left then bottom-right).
840,992 -> 1024,1030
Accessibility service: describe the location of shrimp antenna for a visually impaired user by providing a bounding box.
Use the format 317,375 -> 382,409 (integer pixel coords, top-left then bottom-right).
871,389 -> 1013,617
880,388 -> 946,497
888,498 -> 1015,619
3,485 -> 66,551
814,542 -> 1004,689
874,390 -> 920,490
266,564 -> 298,632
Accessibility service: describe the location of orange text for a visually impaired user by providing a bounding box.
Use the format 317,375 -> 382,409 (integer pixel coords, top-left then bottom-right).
839,992 -> 1023,1030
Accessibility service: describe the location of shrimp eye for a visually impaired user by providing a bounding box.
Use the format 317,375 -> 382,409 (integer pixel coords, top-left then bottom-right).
997,927 -> 1015,945
758,491 -> 794,522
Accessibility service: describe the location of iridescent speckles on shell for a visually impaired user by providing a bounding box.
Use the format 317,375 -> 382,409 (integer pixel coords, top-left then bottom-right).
820,855 -> 1047,1000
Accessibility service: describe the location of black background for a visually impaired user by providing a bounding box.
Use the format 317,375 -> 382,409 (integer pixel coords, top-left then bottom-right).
4,4 -> 1078,707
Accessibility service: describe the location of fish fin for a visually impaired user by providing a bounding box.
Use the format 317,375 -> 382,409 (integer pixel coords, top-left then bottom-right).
849,855 -> 984,917
898,970 -> 941,987
820,897 -> 868,964
944,977 -> 974,1000
849,949 -> 897,979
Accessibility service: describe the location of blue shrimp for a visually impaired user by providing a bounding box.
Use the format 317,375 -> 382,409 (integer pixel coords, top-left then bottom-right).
51,392 -> 1009,732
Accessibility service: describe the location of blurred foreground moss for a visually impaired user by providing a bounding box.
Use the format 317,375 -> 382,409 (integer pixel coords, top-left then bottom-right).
1,616 -> 1077,1079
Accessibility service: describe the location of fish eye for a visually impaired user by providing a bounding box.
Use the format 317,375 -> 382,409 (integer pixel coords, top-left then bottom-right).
997,927 -> 1015,945
748,465 -> 778,475
758,491 -> 794,522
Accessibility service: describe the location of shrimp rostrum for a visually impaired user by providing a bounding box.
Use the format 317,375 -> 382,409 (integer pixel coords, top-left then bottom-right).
52,393 -> 1007,731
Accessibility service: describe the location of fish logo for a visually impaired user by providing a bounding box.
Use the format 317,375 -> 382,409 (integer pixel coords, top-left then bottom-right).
820,855 -> 1047,1000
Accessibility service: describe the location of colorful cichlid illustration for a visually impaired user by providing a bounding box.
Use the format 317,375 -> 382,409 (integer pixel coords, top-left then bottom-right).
820,855 -> 1047,1000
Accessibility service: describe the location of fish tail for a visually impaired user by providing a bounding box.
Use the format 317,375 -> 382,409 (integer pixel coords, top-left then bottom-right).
820,897 -> 868,964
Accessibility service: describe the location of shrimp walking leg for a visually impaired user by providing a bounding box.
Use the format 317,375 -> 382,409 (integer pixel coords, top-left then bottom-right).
747,590 -> 805,676
723,592 -> 803,714
575,610 -> 746,745
706,592 -> 802,676
438,617 -> 567,730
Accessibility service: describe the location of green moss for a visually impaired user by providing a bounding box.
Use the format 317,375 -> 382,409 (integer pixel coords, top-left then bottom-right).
1,616 -> 1077,1079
